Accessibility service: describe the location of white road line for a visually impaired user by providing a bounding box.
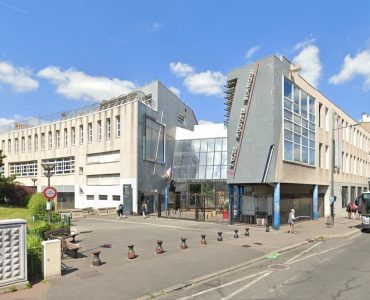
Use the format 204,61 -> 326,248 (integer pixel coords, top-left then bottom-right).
220,271 -> 273,300
285,242 -> 322,264
288,241 -> 352,265
177,270 -> 270,300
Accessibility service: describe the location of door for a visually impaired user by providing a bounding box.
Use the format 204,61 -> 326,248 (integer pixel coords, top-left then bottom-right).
122,184 -> 132,215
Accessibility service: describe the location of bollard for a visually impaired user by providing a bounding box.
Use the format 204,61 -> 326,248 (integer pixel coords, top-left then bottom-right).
200,234 -> 207,245
234,229 -> 239,238
92,250 -> 102,266
245,227 -> 250,237
217,232 -> 223,241
156,240 -> 164,254
180,237 -> 188,249
128,244 -> 136,259
266,225 -> 270,232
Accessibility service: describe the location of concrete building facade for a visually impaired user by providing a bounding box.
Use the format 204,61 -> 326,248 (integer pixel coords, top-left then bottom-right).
0,81 -> 197,214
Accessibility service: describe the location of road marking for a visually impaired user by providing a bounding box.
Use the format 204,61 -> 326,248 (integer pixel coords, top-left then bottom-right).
285,242 -> 322,264
288,241 -> 351,265
220,271 -> 273,300
177,270 -> 270,300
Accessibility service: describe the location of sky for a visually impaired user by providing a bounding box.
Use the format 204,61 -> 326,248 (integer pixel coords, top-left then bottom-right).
1,0 -> 370,127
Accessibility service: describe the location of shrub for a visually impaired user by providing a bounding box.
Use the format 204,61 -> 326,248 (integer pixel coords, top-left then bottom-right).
27,233 -> 42,279
28,220 -> 50,238
28,193 -> 47,216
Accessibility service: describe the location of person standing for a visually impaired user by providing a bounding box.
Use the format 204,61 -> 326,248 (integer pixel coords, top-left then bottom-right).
288,209 -> 296,234
116,203 -> 124,219
141,200 -> 147,219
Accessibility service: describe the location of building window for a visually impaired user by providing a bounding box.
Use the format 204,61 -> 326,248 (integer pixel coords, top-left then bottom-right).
342,186 -> 348,208
71,127 -> 76,145
28,136 -> 31,152
48,131 -> 52,149
42,157 -> 75,175
86,174 -> 120,185
86,151 -> 120,164
15,138 -> 19,153
34,134 -> 38,151
21,137 -> 25,152
88,123 -> 93,143
86,195 -> 94,200
99,195 -> 108,201
112,195 -> 121,201
144,116 -> 165,162
1,140 -> 5,153
177,112 -> 186,126
97,121 -> 102,142
116,116 -> 121,138
9,161 -> 38,176
283,77 -> 316,166
64,128 -> 68,147
106,118 -> 111,139
325,145 -> 329,170
7,139 -> 11,153
56,130 -> 60,148
325,107 -> 329,132
80,125 -> 84,144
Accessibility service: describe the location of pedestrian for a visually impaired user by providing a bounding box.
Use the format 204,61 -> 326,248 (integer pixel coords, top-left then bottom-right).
288,209 -> 296,234
116,202 -> 124,219
141,200 -> 147,219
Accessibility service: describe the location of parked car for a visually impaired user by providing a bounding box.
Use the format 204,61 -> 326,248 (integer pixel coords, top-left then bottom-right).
361,192 -> 370,232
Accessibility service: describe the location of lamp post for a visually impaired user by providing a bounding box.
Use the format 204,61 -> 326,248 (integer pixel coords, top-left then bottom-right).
42,162 -> 56,222
31,178 -> 37,192
331,113 -> 359,225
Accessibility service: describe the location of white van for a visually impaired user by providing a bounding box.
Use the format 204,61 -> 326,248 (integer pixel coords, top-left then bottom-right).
361,192 -> 370,232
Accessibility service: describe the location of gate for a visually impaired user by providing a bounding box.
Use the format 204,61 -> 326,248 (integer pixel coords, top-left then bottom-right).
280,193 -> 313,225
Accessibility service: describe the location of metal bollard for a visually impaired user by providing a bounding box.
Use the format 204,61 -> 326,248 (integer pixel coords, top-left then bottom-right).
180,237 -> 188,249
92,250 -> 102,266
217,232 -> 223,241
156,240 -> 164,254
245,227 -> 250,236
266,225 -> 270,232
128,244 -> 136,259
200,234 -> 207,245
234,229 -> 239,238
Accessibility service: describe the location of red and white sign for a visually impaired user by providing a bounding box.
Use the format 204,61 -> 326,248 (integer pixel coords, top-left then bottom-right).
43,186 -> 57,199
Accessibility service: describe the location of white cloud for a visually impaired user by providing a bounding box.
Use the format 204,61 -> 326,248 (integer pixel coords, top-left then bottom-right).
292,44 -> 322,87
329,49 -> 370,90
150,22 -> 162,31
245,45 -> 260,60
293,38 -> 316,51
170,62 -> 194,77
198,120 -> 215,125
184,71 -> 226,96
170,62 -> 226,97
0,117 -> 15,127
0,61 -> 39,92
169,86 -> 180,97
38,66 -> 136,101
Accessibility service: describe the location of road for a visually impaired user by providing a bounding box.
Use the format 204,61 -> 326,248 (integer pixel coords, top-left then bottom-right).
157,233 -> 370,300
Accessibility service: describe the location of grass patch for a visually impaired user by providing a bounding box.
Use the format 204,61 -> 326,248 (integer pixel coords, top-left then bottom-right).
0,205 -> 32,223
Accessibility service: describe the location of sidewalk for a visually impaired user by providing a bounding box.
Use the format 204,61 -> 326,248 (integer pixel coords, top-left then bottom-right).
1,215 -> 362,300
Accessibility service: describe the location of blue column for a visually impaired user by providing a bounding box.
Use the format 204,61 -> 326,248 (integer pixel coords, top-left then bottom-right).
164,185 -> 168,211
228,184 -> 234,225
236,185 -> 242,219
313,185 -> 318,220
273,183 -> 280,230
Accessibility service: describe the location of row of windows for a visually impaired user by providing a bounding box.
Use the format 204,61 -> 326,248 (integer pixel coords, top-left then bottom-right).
1,116 -> 121,154
42,157 -> 75,175
9,161 -> 38,177
86,194 -> 121,201
283,77 -> 316,166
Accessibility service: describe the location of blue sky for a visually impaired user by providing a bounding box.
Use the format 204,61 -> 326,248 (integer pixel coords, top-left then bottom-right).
1,0 -> 370,127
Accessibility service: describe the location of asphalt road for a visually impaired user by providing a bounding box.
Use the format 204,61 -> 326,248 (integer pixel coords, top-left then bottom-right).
158,233 -> 370,300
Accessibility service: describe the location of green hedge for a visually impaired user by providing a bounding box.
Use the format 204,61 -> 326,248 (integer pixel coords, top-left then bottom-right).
27,193 -> 47,216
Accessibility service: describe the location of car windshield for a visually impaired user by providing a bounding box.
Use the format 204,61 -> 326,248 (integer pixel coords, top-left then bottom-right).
363,194 -> 370,214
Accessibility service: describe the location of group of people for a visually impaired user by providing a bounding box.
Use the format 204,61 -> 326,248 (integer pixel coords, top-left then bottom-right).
346,197 -> 362,219
116,200 -> 148,219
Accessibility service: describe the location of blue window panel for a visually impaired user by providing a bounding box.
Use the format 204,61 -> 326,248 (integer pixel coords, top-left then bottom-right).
284,141 -> 293,161
294,143 -> 301,162
284,130 -> 293,141
302,146 -> 309,164
309,148 -> 315,165
284,78 -> 293,99
284,109 -> 293,121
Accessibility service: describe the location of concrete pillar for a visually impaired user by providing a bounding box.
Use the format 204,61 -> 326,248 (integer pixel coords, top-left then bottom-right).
273,183 -> 280,230
313,184 -> 318,220
228,184 -> 234,225
236,185 -> 242,219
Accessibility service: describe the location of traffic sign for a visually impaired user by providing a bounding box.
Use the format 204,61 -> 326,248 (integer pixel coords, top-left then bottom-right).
43,186 -> 57,199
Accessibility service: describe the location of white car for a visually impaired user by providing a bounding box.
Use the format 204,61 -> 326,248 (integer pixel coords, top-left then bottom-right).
361,192 -> 370,232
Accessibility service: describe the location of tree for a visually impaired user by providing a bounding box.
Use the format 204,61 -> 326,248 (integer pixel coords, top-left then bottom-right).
0,150 -> 20,204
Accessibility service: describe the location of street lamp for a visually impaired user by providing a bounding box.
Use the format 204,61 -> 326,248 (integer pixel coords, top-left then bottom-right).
31,178 -> 37,192
331,114 -> 359,225
42,162 -> 56,222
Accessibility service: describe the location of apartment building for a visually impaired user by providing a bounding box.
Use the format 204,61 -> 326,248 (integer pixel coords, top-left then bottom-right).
225,55 -> 370,228
0,81 -> 197,214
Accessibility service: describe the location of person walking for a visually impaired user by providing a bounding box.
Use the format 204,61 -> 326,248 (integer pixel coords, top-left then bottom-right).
141,200 -> 147,219
116,203 -> 124,219
288,209 -> 296,234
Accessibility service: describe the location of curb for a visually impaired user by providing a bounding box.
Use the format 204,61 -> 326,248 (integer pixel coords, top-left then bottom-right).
139,228 -> 361,300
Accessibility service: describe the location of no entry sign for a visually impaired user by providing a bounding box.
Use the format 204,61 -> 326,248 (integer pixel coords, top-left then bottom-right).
43,186 -> 57,199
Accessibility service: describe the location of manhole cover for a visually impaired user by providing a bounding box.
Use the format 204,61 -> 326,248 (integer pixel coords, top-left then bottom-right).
242,245 -> 251,248
254,242 -> 263,245
268,264 -> 289,271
